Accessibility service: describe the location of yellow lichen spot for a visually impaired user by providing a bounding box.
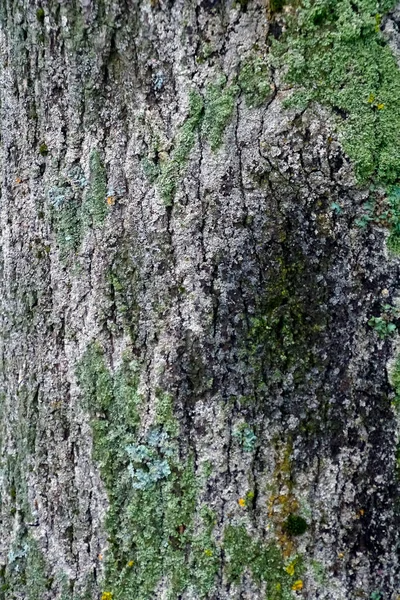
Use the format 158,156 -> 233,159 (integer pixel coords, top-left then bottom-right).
107,196 -> 115,206
292,580 -> 303,591
377,103 -> 385,110
204,549 -> 213,557
101,593 -> 113,600
367,93 -> 375,104
338,552 -> 344,559
127,560 -> 134,567
359,508 -> 365,516
15,177 -> 22,184
238,498 -> 246,507
98,553 -> 103,561
285,561 -> 295,576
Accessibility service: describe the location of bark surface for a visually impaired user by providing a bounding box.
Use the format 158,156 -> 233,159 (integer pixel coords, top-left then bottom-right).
0,1 -> 399,599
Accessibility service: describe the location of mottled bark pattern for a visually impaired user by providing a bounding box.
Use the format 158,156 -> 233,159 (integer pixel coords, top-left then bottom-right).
0,1 -> 399,599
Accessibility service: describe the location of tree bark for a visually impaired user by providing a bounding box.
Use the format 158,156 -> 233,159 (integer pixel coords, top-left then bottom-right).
0,1 -> 399,599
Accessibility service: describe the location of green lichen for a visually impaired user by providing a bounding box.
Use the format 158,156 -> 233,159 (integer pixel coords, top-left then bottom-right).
274,0 -> 400,185
50,155 -> 108,258
0,534 -> 49,600
389,355 -> 400,408
158,91 -> 204,205
386,185 -> 400,252
84,150 -> 109,226
238,55 -> 273,108
232,423 -> 257,452
105,246 -> 140,338
223,525 -> 303,598
0,385 -> 50,599
53,198 -> 82,256
202,77 -> 239,151
141,156 -> 161,183
155,75 -> 249,204
76,344 -> 219,599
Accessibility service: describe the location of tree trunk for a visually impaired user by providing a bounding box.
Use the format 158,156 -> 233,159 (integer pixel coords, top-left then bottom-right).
0,0 -> 399,598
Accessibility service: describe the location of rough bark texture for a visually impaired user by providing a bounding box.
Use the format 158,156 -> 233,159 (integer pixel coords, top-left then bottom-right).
0,1 -> 400,599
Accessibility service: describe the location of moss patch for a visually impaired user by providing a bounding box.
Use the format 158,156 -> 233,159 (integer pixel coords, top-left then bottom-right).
283,514 -> 308,536
246,250 -> 327,390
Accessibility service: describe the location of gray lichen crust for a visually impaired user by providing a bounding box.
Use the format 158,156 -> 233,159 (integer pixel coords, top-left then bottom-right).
0,0 -> 399,599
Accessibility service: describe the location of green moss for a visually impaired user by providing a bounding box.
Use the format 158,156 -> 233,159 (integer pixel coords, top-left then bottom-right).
36,7 -> 45,23
76,344 -> 219,599
283,514 -> 308,536
246,251 -> 327,389
158,91 -> 204,205
238,55 -> 273,108
202,77 -> 239,151
223,525 -> 302,598
39,142 -> 48,156
270,0 -> 287,12
274,0 -> 400,185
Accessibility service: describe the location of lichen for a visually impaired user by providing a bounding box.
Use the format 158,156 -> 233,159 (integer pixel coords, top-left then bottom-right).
158,91 -> 204,205
202,77 -> 239,151
84,150 -> 109,227
238,55 -> 273,108
223,525 -> 303,598
274,0 -> 400,186
0,386 -> 50,599
156,75 -> 243,204
76,344 -> 219,599
50,156 -> 109,259
0,534 -> 49,600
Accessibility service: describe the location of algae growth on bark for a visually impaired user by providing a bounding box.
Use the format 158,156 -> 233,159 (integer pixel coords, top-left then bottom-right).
0,0 -> 400,598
